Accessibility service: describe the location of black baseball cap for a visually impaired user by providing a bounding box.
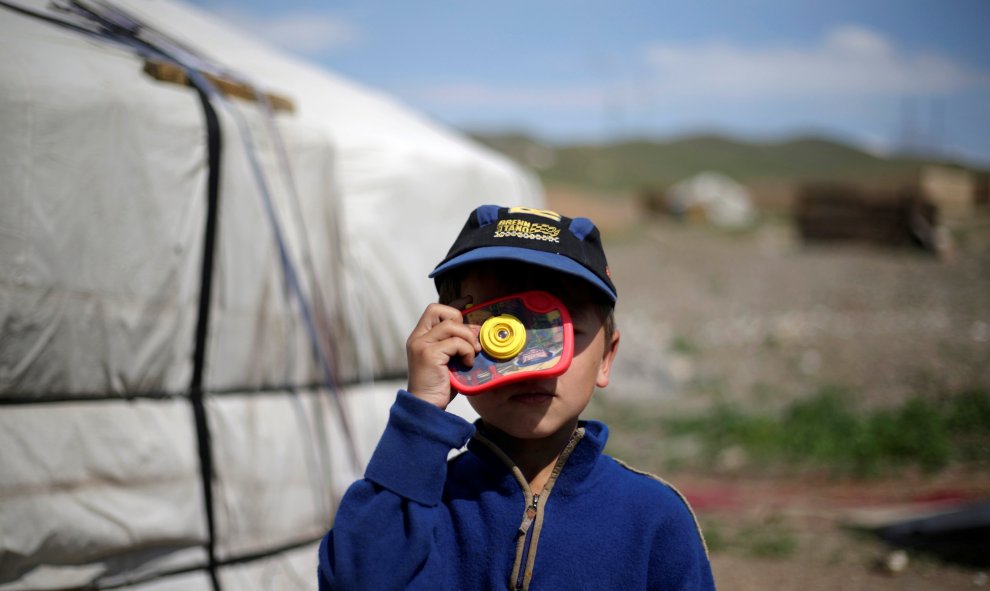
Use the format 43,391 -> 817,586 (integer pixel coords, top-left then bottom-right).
430,205 -> 617,302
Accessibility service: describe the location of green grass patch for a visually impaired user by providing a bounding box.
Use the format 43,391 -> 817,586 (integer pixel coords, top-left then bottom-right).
469,131 -> 970,192
735,517 -> 798,558
664,386 -> 990,476
597,386 -> 990,477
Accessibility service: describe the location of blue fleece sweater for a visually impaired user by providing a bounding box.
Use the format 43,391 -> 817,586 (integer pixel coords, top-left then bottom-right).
318,391 -> 715,590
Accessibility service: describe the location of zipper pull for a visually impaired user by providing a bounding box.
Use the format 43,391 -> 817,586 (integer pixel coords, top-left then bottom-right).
518,494 -> 539,535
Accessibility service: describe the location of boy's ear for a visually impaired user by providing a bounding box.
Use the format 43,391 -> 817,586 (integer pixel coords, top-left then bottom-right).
595,328 -> 620,389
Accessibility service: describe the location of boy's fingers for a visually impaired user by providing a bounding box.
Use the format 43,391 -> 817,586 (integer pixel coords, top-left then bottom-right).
409,319 -> 477,351
443,336 -> 477,368
408,330 -> 475,364
412,303 -> 465,335
410,310 -> 480,351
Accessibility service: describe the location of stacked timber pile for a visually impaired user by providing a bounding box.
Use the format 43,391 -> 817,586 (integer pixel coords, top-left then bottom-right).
794,183 -> 937,250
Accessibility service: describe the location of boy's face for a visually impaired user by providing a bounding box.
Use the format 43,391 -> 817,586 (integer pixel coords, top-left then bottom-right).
456,265 -> 619,441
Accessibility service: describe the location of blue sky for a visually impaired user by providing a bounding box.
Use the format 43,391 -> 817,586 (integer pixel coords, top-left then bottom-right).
189,0 -> 990,166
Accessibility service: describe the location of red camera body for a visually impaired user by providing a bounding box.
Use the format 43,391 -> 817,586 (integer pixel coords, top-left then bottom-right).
449,291 -> 573,395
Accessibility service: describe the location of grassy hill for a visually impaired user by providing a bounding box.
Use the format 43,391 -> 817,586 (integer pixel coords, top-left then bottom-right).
468,131 -> 979,192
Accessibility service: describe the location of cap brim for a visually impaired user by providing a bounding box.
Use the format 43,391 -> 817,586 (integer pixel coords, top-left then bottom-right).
430,246 -> 617,302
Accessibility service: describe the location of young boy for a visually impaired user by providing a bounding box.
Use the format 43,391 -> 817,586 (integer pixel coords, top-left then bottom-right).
318,205 -> 714,590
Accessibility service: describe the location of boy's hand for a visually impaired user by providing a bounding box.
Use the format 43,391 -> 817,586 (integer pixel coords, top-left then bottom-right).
406,297 -> 480,410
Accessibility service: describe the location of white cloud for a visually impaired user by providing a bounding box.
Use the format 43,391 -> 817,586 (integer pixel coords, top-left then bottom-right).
212,6 -> 359,56
409,24 -> 988,114
645,24 -> 987,100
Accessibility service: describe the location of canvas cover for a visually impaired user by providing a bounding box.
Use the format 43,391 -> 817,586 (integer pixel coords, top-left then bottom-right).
0,1 -> 541,588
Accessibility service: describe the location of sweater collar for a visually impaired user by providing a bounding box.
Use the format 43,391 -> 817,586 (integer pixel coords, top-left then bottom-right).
467,420 -> 610,495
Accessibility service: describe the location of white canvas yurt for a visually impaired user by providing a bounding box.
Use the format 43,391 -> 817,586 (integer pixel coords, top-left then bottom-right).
665,171 -> 755,228
0,1 -> 541,589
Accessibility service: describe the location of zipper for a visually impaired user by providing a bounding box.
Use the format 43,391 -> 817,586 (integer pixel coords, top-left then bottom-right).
471,427 -> 586,591
515,493 -> 540,591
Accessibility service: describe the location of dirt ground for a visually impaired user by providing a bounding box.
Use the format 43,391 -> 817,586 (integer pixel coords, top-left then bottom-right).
686,469 -> 990,590
547,188 -> 990,590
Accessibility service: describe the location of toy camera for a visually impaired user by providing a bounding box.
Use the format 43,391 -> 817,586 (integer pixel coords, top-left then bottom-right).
449,290 -> 573,395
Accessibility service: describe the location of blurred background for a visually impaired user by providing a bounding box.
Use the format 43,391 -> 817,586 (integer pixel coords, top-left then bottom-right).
2,0 -> 988,589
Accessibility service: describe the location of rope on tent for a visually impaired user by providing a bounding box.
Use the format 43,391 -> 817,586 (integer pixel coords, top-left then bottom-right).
187,82 -> 225,591
252,89 -> 349,514
0,0 -> 101,37
0,377 -> 409,405
217,97 -> 363,470
94,532 -> 328,590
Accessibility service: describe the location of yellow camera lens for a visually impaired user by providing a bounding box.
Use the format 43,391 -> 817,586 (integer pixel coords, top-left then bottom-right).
479,314 -> 526,361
